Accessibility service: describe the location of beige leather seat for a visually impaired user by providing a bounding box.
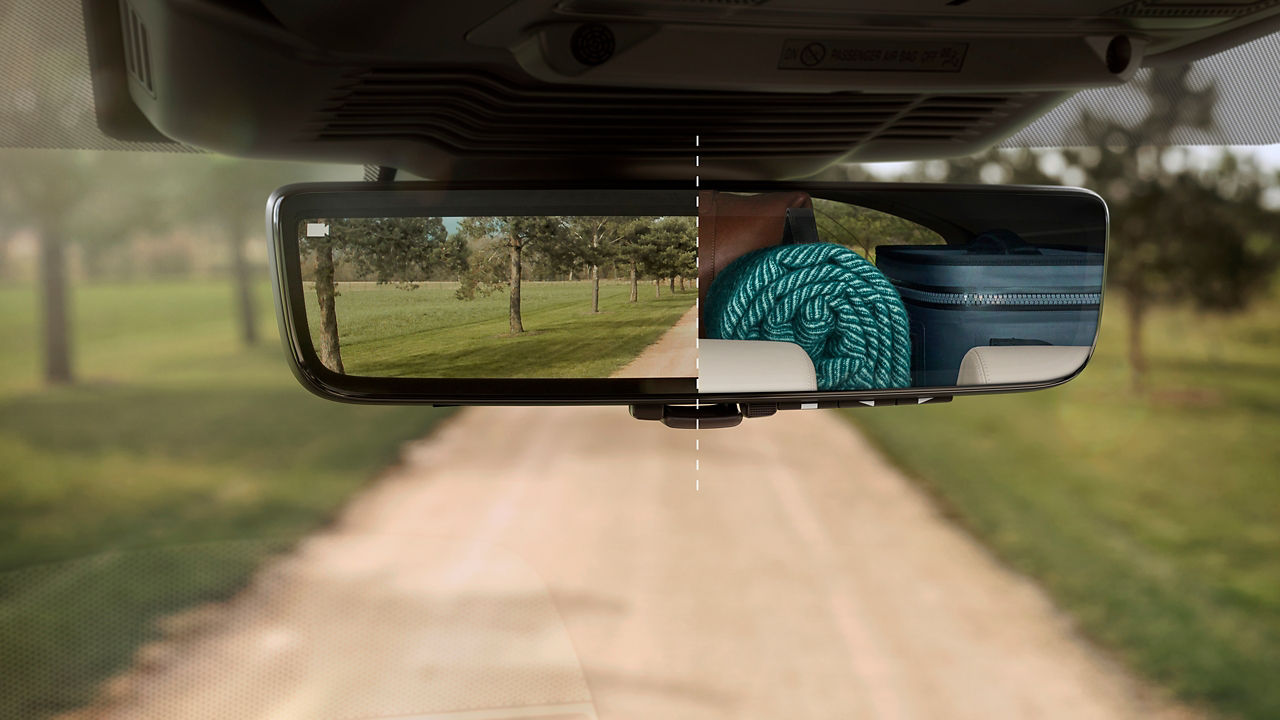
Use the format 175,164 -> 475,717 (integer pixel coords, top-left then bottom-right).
957,345 -> 1091,385
698,339 -> 818,393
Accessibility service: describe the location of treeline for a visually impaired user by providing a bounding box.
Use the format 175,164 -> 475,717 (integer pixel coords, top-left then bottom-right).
0,151 -> 350,385
452,215 -> 697,325
811,201 -> 943,259
300,215 -> 696,372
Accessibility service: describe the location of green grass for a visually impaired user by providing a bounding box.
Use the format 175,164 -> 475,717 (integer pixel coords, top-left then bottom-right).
0,280 -> 454,718
308,280 -> 695,377
846,295 -> 1280,720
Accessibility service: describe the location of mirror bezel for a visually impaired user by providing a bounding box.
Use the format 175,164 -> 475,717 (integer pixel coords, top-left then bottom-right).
267,180 -> 1108,406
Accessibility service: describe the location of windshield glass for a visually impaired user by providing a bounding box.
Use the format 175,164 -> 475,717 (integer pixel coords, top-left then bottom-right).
3,12 -> 1280,720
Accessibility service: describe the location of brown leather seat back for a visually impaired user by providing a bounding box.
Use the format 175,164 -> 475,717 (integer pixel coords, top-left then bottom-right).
697,190 -> 813,333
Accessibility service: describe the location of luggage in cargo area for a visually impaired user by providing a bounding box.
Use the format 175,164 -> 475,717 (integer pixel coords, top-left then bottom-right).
875,231 -> 1104,387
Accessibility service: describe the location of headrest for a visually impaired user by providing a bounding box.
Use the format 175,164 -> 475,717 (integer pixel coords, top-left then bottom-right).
957,345 -> 1091,385
697,190 -> 813,327
697,339 -> 818,393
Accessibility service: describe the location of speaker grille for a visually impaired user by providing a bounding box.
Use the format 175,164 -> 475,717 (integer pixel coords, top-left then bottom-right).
306,68 -> 1037,159
1106,0 -> 1280,17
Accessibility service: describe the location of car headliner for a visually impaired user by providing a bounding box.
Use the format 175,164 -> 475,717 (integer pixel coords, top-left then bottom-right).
1,0 -> 1278,177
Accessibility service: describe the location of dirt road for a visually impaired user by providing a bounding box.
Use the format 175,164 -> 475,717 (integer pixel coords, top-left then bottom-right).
76,407 -> 1198,720
610,305 -> 698,378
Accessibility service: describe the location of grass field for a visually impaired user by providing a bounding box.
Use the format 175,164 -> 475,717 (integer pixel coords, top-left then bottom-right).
305,280 -> 696,378
848,294 -> 1280,720
4,278 -> 1277,719
0,281 -> 454,718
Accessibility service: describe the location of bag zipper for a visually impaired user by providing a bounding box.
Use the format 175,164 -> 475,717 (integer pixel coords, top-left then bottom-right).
895,286 -> 1102,307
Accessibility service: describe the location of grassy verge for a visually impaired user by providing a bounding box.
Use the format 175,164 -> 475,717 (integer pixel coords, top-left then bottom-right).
846,295 -> 1280,720
0,280 -> 454,718
307,280 -> 696,377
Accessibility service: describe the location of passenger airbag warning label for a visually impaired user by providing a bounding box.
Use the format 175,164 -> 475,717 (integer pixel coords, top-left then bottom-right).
778,40 -> 967,72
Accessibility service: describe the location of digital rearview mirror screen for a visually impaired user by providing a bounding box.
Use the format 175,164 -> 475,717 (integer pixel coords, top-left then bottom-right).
275,184 -> 1106,399
297,215 -> 698,380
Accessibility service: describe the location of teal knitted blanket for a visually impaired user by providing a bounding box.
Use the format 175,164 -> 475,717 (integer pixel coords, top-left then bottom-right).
704,242 -> 912,390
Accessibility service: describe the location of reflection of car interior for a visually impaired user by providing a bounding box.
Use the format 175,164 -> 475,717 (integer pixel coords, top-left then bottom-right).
696,190 -> 1105,392
877,233 -> 1103,387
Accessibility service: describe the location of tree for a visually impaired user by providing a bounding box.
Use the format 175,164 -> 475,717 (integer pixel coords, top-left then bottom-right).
0,152 -> 87,384
454,216 -> 560,334
0,151 -> 172,384
865,73 -> 1274,392
165,157 -> 325,347
812,199 -> 943,259
819,68 -> 1280,392
615,218 -> 654,302
528,223 -> 583,283
643,216 -> 696,294
0,11 -> 197,383
454,239 -> 509,301
0,10 -> 106,385
303,227 -> 344,372
881,75 -> 1280,391
1,2 -> 357,375
340,216 -> 463,284
562,216 -> 625,312
1100,154 -> 1279,388
1057,67 -> 1280,390
301,216 -> 466,371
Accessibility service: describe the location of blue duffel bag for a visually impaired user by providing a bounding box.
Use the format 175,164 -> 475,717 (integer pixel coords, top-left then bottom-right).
875,230 -> 1104,387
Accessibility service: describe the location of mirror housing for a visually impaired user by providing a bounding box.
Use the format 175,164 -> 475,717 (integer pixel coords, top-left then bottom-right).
267,180 -> 1107,420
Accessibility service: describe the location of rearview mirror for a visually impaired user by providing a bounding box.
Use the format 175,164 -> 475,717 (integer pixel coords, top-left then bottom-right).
267,181 -> 1106,426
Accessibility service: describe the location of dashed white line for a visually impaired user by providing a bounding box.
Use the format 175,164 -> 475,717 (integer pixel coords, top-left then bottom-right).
695,135 -> 701,488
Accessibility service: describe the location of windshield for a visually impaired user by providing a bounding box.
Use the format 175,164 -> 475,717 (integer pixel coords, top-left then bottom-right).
3,10 -> 1280,720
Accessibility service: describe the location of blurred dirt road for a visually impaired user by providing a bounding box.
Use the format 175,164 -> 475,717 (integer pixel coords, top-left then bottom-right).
79,406 -> 1199,720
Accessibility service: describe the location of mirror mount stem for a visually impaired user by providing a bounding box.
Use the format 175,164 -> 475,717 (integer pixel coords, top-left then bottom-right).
630,403 -> 746,429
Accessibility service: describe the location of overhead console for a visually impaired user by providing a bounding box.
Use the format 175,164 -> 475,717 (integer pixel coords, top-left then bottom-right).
85,0 -> 1280,179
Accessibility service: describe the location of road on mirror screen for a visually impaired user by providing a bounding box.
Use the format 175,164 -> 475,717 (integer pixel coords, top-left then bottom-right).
610,305 -> 700,379
68,407 -> 1203,720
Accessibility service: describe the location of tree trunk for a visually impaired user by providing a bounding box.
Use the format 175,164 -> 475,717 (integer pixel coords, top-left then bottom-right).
654,278 -> 660,298
1126,285 -> 1147,393
229,220 -> 258,346
629,262 -> 638,303
509,238 -> 524,334
678,275 -> 685,293
312,244 -> 344,373
669,276 -> 675,294
38,228 -> 73,385
589,226 -> 601,313
591,264 -> 600,313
